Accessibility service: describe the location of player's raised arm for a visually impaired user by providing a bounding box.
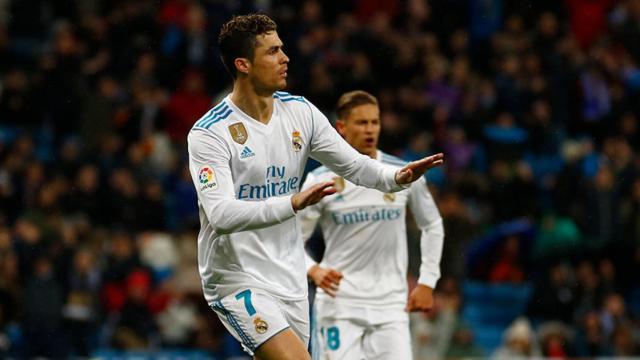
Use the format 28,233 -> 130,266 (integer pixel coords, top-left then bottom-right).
307,100 -> 443,192
188,130 -> 299,234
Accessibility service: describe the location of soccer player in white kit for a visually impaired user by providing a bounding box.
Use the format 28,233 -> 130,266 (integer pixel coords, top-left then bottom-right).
301,90 -> 445,360
187,15 -> 444,360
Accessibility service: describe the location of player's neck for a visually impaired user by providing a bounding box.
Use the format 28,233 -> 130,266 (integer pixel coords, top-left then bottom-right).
231,80 -> 274,124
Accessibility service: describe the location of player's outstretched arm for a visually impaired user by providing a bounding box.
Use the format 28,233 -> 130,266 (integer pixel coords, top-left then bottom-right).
395,153 -> 444,185
291,180 -> 336,211
308,264 -> 343,297
307,99 -> 444,192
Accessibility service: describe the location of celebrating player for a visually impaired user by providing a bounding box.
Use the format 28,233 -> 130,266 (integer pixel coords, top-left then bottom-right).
187,15 -> 444,360
301,90 -> 445,359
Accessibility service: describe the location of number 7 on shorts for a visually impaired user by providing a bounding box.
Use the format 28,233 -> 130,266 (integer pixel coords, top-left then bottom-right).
236,289 -> 256,316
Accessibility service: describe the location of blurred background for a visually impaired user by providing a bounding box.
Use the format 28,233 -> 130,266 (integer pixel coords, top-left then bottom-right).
0,0 -> 639,358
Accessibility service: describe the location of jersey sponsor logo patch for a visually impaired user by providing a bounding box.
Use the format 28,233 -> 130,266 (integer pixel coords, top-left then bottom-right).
229,122 -> 248,144
240,146 -> 255,159
331,207 -> 402,225
198,166 -> 218,191
383,193 -> 396,203
237,165 -> 299,200
292,130 -> 303,152
254,317 -> 268,334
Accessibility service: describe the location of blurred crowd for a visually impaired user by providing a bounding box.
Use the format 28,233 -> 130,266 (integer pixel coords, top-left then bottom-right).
1,0 -> 640,358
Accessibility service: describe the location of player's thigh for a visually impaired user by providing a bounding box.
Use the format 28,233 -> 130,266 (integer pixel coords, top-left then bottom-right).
316,318 -> 366,360
280,297 -> 311,348
253,327 -> 311,360
363,320 -> 412,360
209,288 -> 292,356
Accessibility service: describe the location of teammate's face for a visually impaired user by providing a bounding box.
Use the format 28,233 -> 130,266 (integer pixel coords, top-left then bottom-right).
337,104 -> 381,158
247,31 -> 289,93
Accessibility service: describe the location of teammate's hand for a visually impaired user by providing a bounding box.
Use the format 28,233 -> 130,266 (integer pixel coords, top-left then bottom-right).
395,153 -> 444,185
405,284 -> 434,312
308,264 -> 343,297
291,180 -> 336,211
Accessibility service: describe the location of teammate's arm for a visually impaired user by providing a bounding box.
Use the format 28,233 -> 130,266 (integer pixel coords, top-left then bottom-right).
405,177 -> 444,312
307,100 -> 443,192
188,130 -> 333,234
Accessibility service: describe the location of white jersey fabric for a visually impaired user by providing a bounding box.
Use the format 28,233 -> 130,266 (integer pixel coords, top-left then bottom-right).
301,151 -> 444,316
187,92 -> 404,305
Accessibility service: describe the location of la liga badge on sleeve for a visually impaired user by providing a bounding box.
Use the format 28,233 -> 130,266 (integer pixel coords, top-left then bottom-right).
198,166 -> 218,192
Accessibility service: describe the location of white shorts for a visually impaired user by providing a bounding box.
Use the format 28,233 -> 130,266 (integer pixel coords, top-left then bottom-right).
313,316 -> 412,360
210,288 -> 310,356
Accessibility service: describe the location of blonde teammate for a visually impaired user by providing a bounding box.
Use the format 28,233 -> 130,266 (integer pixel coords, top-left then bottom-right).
301,91 -> 444,359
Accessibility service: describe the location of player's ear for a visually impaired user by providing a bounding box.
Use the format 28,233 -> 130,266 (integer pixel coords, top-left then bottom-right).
234,58 -> 251,75
335,119 -> 347,137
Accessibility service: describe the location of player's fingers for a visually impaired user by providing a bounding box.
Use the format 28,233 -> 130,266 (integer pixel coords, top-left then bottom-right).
396,169 -> 413,184
320,283 -> 337,297
314,181 -> 336,198
302,181 -> 337,207
408,153 -> 444,170
327,274 -> 340,284
324,288 -> 336,297
423,153 -> 444,164
307,181 -> 333,196
321,187 -> 337,197
321,279 -> 336,289
426,159 -> 444,169
405,296 -> 414,312
332,275 -> 342,285
315,180 -> 335,192
328,276 -> 341,287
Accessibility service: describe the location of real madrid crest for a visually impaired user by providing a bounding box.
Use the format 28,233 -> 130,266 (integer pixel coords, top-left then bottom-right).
229,122 -> 248,144
383,193 -> 396,203
292,130 -> 303,152
254,317 -> 268,334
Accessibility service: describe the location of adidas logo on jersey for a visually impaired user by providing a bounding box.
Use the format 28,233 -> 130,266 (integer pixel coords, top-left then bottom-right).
240,146 -> 255,159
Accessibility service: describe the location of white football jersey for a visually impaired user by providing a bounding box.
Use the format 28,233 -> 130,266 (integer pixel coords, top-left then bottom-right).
187,92 -> 404,304
301,151 -> 444,315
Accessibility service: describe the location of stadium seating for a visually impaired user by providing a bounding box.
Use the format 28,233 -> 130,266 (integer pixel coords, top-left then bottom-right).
461,281 -> 533,353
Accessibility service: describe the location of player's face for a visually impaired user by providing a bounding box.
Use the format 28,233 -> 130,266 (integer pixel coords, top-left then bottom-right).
248,31 -> 289,93
337,104 -> 381,158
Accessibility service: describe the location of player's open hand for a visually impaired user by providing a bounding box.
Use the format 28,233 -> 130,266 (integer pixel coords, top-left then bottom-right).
405,284 -> 434,312
308,264 -> 343,297
395,153 -> 444,185
292,180 -> 336,211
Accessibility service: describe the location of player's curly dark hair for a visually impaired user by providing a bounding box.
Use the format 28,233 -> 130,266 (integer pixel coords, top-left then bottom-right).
218,14 -> 277,78
336,90 -> 379,120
